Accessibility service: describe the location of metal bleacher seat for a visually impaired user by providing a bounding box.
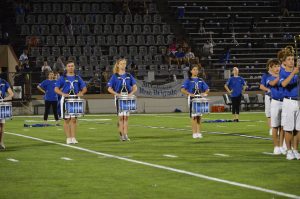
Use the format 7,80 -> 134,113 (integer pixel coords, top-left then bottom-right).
105,14 -> 114,24
76,15 -> 85,24
113,25 -> 122,35
134,14 -> 143,24
72,3 -> 81,13
31,25 -> 40,35
47,15 -> 56,24
45,35 -> 55,46
146,35 -> 155,45
62,4 -> 71,13
97,35 -> 106,46
153,25 -> 161,34
137,35 -> 145,45
51,25 -> 60,35
43,3 -> 51,13
62,46 -> 71,57
139,46 -> 148,56
95,15 -> 104,24
77,36 -> 86,46
106,35 -> 116,45
37,15 -> 46,24
56,35 -> 65,46
42,47 -> 50,57
53,3 -> 61,13
82,3 -> 91,13
86,15 -> 95,24
117,35 -> 126,45
79,55 -> 88,67
21,25 -> 30,35
129,46 -> 138,56
40,25 -> 50,35
143,25 -> 152,34
72,46 -> 82,57
90,56 -> 98,67
33,4 -> 42,13
154,54 -> 163,64
87,36 -> 96,46
156,35 -> 166,45
162,24 -> 171,34
83,46 -> 92,56
100,56 -> 109,66
143,15 -> 152,24
27,15 -> 35,24
94,25 -> 102,35
82,25 -> 91,35
115,15 -> 123,24
124,15 -> 133,24
119,46 -> 128,56
16,15 -> 25,24
47,56 -> 56,67
36,56 -> 44,67
133,25 -> 142,34
148,3 -> 158,13
149,46 -> 158,55
109,46 -> 118,56
52,46 -> 61,57
124,25 -> 132,34
127,35 -> 135,45
31,47 -> 40,57
103,24 -> 112,34
144,55 -> 153,65
93,46 -> 102,56
57,15 -> 65,24
153,14 -> 161,24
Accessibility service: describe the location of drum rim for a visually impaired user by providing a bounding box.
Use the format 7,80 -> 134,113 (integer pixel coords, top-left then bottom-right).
191,98 -> 208,102
0,102 -> 12,105
117,95 -> 137,100
65,99 -> 85,102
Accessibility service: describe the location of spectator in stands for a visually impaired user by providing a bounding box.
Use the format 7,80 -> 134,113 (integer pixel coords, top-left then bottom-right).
129,62 -> 138,77
41,61 -> 52,77
101,68 -> 109,94
27,36 -> 39,51
280,0 -> 290,17
184,47 -> 199,64
167,38 -> 177,65
174,47 -> 185,66
87,73 -> 101,93
15,1 -> 25,15
64,14 -> 73,36
53,57 -> 65,74
19,49 -> 28,65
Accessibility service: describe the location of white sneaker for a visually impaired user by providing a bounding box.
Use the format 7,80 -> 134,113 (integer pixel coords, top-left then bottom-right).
124,134 -> 130,141
293,150 -> 300,160
71,138 -> 78,144
66,138 -> 73,144
197,133 -> 203,138
280,147 -> 287,155
269,128 -> 272,136
273,147 -> 281,155
286,150 -> 296,160
0,143 -> 5,150
192,133 -> 198,139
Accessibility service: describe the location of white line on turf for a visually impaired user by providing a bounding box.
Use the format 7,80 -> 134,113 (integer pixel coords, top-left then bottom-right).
7,158 -> 19,162
89,128 -> 96,130
5,131 -> 299,199
262,152 -> 275,156
247,125 -> 257,127
216,125 -> 226,128
163,154 -> 178,158
61,157 -> 73,161
214,154 -> 230,157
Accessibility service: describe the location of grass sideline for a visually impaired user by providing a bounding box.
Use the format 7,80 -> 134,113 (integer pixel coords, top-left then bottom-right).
0,113 -> 299,199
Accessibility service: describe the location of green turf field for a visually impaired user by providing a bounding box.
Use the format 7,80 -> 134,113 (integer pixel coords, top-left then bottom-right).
0,112 -> 299,199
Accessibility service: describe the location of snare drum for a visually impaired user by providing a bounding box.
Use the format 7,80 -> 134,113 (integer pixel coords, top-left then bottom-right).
0,102 -> 12,120
64,97 -> 86,117
117,95 -> 137,113
191,97 -> 209,116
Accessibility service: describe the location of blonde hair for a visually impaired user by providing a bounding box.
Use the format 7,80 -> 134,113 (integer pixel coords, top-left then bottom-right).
113,58 -> 127,74
277,46 -> 294,62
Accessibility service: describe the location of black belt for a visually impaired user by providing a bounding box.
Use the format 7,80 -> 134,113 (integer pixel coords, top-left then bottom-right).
272,98 -> 283,102
284,97 -> 298,101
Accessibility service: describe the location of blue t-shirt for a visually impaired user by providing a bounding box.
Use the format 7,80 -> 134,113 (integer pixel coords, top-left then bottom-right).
181,77 -> 209,94
107,73 -> 137,93
226,76 -> 245,97
266,75 -> 284,100
39,80 -> 58,101
0,79 -> 10,99
55,75 -> 87,95
260,73 -> 271,96
279,68 -> 299,98
175,51 -> 185,58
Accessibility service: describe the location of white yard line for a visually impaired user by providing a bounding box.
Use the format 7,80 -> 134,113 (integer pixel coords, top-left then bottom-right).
61,157 -> 73,161
262,152 -> 275,156
163,154 -> 178,158
7,158 -> 19,162
214,153 -> 230,157
5,131 -> 299,199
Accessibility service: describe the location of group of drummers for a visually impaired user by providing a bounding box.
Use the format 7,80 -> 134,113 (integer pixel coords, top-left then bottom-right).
259,46 -> 300,160
0,53 -> 299,161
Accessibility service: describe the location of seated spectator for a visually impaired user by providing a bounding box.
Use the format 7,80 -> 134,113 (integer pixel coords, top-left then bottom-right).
19,49 -> 28,65
41,61 -> 52,77
53,57 -> 65,74
184,47 -> 199,64
174,47 -> 185,65
167,38 -> 178,65
87,73 -> 101,93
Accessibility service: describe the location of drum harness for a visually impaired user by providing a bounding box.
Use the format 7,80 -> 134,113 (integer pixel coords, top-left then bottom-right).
188,78 -> 203,106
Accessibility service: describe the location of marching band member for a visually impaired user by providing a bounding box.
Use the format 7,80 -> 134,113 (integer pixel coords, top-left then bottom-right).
224,67 -> 247,122
266,59 -> 285,155
181,64 -> 209,139
0,77 -> 14,150
107,58 -> 137,141
279,49 -> 300,160
55,60 -> 87,144
37,71 -> 59,125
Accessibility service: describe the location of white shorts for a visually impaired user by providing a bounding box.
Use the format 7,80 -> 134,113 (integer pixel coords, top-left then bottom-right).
265,95 -> 271,118
270,99 -> 283,128
118,111 -> 130,117
282,98 -> 300,131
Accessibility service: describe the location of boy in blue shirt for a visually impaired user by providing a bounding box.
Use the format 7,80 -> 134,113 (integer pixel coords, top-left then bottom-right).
279,49 -> 300,160
55,60 -> 87,144
107,58 -> 137,141
0,78 -> 14,150
37,71 -> 59,125
181,64 -> 209,139
224,67 -> 247,122
266,59 -> 285,155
